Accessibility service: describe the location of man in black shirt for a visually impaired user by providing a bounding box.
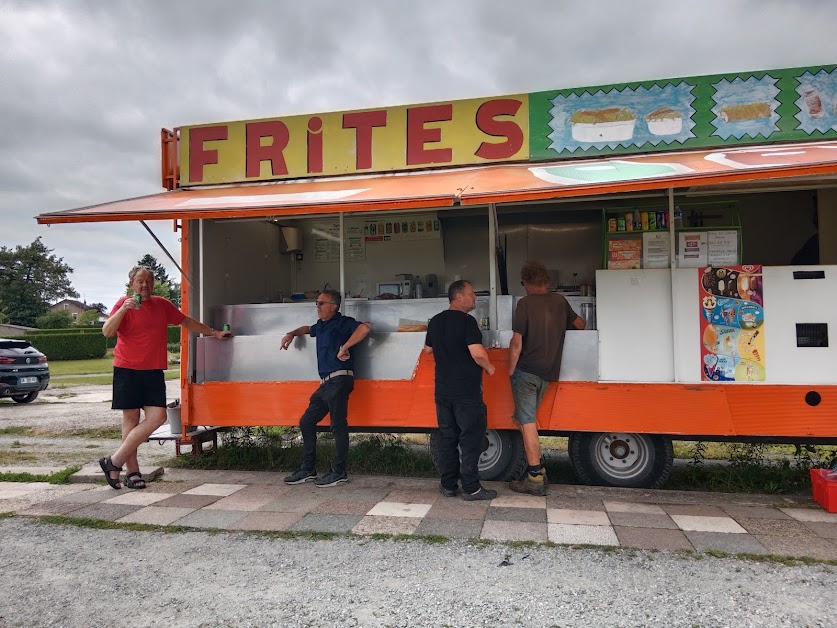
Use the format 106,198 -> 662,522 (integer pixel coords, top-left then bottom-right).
424,280 -> 497,501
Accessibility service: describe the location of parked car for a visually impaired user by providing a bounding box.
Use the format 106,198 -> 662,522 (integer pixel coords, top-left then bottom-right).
0,338 -> 50,403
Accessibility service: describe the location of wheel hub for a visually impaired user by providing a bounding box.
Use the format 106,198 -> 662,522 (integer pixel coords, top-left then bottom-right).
595,433 -> 648,479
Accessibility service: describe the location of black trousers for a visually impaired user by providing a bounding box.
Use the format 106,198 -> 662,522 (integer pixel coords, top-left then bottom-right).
435,396 -> 487,494
299,375 -> 354,474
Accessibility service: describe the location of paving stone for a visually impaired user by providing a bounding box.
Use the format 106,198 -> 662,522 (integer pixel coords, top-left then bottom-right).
352,516 -> 422,536
606,512 -> 678,529
183,483 -> 246,497
174,509 -> 249,529
118,507 -> 197,526
485,506 -> 546,523
69,503 -> 142,522
755,534 -> 837,560
53,487 -> 119,504
603,501 -> 665,515
545,495 -> 605,511
490,494 -> 546,509
661,504 -> 727,517
671,515 -> 747,533
802,521 -> 837,539
547,508 -> 610,526
382,490 -> 440,504
547,524 -> 619,546
424,499 -> 490,520
151,494 -> 222,509
103,492 -> 177,506
142,481 -> 205,494
414,518 -> 484,539
480,520 -> 547,542
228,511 -> 304,531
735,517 -> 816,537
258,490 -> 328,513
366,501 -> 432,518
614,526 -> 693,551
685,531 -> 769,555
781,508 -> 837,523
289,514 -> 363,534
17,500 -> 89,517
320,488 -> 391,503
720,505 -> 791,519
313,500 -> 377,515
0,483 -> 48,499
204,486 -> 289,511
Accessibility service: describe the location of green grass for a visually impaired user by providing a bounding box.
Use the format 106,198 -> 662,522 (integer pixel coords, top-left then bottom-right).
49,369 -> 178,387
49,356 -> 115,376
0,465 -> 81,484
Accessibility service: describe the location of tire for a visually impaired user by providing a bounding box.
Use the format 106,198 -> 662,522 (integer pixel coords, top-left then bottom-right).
428,429 -> 526,482
11,392 -> 39,404
569,432 -> 673,489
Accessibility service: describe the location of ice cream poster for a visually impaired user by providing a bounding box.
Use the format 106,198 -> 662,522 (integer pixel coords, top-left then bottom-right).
699,265 -> 765,382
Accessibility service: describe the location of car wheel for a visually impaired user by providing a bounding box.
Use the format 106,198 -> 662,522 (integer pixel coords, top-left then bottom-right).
428,429 -> 527,482
11,392 -> 39,403
569,431 -> 673,489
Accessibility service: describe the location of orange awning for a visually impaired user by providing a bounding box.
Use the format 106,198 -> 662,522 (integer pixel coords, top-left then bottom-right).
37,141 -> 837,225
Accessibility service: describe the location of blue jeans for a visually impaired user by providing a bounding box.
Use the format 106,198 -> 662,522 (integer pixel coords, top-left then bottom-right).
299,375 -> 354,474
435,397 -> 487,494
510,369 -> 548,426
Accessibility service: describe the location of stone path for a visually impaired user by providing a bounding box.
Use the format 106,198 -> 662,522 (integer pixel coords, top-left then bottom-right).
2,469 -> 837,560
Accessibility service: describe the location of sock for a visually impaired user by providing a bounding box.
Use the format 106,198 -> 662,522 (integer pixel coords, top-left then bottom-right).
527,464 -> 543,477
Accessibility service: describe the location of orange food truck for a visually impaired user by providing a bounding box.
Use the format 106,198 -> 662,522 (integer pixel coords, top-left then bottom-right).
38,63 -> 837,488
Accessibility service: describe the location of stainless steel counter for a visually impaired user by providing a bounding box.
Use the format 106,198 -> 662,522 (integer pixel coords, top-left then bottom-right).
195,330 -> 598,383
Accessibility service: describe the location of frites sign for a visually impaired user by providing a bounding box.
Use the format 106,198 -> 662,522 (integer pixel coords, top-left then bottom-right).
180,96 -> 529,186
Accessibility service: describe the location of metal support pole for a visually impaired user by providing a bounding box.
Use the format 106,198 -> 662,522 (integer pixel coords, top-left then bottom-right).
488,203 -> 498,330
668,189 -> 680,382
339,213 -> 345,298
139,220 -> 193,286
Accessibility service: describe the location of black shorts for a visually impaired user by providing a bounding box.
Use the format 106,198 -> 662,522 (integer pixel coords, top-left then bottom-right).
111,367 -> 166,409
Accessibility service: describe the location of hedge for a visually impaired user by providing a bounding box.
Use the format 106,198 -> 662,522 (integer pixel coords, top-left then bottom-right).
25,326 -> 182,360
25,333 -> 107,360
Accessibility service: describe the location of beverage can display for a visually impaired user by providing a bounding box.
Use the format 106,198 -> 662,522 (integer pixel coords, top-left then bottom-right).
607,218 -> 617,232
648,212 -> 657,230
657,211 -> 666,229
641,212 -> 649,231
617,217 -> 626,232
625,212 -> 633,231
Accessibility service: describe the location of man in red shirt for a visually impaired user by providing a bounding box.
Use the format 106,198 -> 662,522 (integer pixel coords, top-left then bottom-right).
98,265 -> 230,489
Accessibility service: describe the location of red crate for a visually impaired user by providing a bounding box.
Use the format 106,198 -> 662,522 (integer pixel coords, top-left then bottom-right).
810,469 -> 837,513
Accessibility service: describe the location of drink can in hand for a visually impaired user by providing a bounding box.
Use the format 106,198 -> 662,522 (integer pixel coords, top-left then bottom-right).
134,294 -> 142,305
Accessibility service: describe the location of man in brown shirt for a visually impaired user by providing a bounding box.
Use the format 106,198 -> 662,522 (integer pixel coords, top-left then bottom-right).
508,261 -> 585,495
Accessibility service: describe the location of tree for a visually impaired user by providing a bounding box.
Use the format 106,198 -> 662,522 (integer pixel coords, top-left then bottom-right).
89,302 -> 107,315
76,309 -> 103,327
35,310 -> 73,329
125,254 -> 181,307
0,238 -> 78,326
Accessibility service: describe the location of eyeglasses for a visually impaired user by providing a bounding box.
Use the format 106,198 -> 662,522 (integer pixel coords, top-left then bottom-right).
315,301 -> 336,306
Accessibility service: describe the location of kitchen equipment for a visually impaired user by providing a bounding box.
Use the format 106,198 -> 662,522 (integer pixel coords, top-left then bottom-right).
424,274 -> 438,298
396,274 -> 413,299
580,302 -> 597,331
377,282 -> 401,297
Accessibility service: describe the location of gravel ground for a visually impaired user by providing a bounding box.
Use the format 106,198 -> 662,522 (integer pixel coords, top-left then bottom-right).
0,517 -> 831,627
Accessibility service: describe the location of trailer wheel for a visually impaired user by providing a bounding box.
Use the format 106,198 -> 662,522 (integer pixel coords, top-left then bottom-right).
568,432 -> 673,489
428,429 -> 526,482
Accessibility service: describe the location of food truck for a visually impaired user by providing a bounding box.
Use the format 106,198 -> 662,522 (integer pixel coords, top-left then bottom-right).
37,63 -> 837,488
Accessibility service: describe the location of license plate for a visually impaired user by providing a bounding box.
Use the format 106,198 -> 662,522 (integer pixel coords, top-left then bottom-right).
18,376 -> 37,385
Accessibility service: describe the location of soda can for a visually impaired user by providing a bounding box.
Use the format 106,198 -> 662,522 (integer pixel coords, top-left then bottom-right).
223,324 -> 230,331
607,218 -> 617,233
640,212 -> 649,231
648,212 -> 657,230
617,217 -> 626,232
657,211 -> 666,229
134,294 -> 142,305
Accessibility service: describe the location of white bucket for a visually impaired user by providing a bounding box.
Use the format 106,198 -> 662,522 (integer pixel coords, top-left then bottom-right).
167,406 -> 182,434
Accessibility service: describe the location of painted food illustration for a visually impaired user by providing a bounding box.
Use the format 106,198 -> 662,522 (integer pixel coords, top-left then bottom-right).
718,102 -> 771,123
570,107 -> 637,143
701,267 -> 761,302
645,107 -> 683,136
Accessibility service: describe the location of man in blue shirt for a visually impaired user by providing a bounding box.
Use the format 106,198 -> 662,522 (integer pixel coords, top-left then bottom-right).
280,289 -> 370,487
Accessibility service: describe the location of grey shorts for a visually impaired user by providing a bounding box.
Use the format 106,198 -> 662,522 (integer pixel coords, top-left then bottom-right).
510,369 -> 549,426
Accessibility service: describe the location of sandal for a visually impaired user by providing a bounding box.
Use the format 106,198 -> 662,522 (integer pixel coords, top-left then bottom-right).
125,471 -> 147,489
99,457 -> 122,489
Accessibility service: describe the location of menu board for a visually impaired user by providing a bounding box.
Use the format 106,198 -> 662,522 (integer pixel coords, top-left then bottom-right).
699,264 -> 765,382
707,230 -> 739,265
642,231 -> 670,269
364,214 -> 441,242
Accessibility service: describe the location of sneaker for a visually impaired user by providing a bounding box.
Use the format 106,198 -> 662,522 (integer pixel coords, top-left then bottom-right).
315,469 -> 348,488
509,470 -> 547,496
462,487 -> 497,501
439,484 -> 458,497
284,467 -> 316,485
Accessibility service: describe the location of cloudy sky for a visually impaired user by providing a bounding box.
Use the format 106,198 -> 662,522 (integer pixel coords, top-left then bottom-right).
3,0 -> 837,308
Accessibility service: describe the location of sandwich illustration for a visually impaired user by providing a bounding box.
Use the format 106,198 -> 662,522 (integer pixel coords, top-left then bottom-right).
570,107 -> 637,143
645,107 -> 683,136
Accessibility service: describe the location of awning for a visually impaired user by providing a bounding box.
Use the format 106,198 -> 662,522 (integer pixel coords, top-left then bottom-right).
37,141 -> 837,225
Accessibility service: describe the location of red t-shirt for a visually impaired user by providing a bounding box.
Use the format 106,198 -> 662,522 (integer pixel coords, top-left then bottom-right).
110,296 -> 185,370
